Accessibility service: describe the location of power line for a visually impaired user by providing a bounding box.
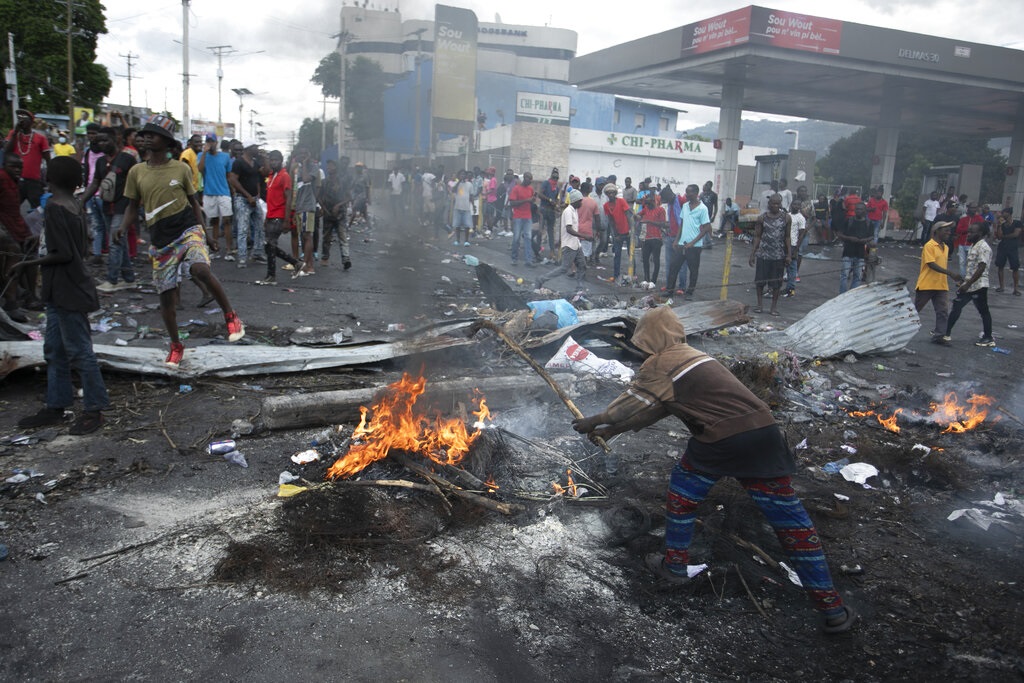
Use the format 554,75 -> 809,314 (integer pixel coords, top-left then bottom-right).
115,51 -> 139,109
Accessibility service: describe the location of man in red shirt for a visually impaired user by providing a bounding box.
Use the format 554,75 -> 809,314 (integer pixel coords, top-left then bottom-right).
954,203 -> 984,278
603,184 -> 632,282
843,187 -> 861,221
866,187 -> 889,243
508,171 -> 535,267
0,155 -> 33,320
3,109 -> 51,208
256,150 -> 301,285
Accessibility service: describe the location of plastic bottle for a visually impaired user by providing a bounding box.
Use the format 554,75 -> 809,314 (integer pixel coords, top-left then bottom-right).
310,427 -> 338,447
993,347 -> 1012,355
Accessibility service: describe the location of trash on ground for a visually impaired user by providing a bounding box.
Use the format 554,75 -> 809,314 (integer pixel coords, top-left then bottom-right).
822,458 -> 850,474
278,471 -> 300,485
544,335 -> 634,382
277,483 -> 308,497
223,451 -> 248,468
231,419 -> 255,437
840,462 -> 879,485
206,439 -> 236,455
291,449 -> 321,464
779,561 -> 803,586
527,299 -> 579,328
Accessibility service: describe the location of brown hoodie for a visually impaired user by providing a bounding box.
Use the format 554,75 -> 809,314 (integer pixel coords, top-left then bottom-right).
602,307 -> 776,443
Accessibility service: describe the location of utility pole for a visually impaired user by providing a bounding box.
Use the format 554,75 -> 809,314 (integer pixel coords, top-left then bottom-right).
5,33 -> 18,124
66,0 -> 73,129
333,30 -> 353,156
182,0 -> 190,137
207,44 -> 235,124
408,28 -> 426,157
319,98 -> 330,156
116,52 -> 138,110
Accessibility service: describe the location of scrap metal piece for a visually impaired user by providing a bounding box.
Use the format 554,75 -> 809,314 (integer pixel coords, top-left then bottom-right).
780,279 -> 920,358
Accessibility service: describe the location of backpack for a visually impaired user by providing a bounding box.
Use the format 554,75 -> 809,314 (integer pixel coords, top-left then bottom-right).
99,169 -> 118,203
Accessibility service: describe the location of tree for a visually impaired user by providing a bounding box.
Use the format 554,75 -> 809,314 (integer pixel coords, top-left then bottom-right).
817,127 -> 1007,227
296,117 -> 338,157
0,0 -> 112,129
311,53 -> 386,143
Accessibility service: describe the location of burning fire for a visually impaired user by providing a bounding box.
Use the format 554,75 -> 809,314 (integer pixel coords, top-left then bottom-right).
326,372 -> 491,479
484,476 -> 499,492
846,392 -> 995,434
930,392 -> 994,433
552,469 -> 579,497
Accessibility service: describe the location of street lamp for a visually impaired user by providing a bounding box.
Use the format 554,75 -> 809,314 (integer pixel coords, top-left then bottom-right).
231,87 -> 252,140
784,129 -> 799,151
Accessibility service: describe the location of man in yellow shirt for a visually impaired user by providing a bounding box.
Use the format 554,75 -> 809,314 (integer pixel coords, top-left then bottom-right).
178,134 -> 204,197
52,132 -> 76,158
914,220 -> 963,342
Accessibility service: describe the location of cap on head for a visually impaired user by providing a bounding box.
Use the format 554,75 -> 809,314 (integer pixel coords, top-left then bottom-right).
141,114 -> 177,141
15,108 -> 34,119
603,183 -> 619,196
567,189 -> 584,203
205,133 -> 218,143
933,220 -> 955,231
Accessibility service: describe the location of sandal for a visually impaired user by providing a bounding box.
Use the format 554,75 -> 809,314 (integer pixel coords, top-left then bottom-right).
770,310 -> 780,317
753,307 -> 763,314
823,605 -> 859,635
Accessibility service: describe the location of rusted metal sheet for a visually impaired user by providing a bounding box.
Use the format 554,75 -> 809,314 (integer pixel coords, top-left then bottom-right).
780,279 -> 920,358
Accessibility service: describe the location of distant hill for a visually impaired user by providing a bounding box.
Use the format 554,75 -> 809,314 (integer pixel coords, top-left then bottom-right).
685,119 -> 860,158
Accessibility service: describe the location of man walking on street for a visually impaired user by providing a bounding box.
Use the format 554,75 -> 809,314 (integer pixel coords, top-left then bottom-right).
535,189 -> 586,291
198,134 -> 234,257
914,221 -> 963,344
508,172 -> 535,267
122,115 -> 245,368
256,150 -> 301,285
227,141 -> 266,269
320,157 -> 353,269
836,202 -> 871,294
943,222 -> 995,347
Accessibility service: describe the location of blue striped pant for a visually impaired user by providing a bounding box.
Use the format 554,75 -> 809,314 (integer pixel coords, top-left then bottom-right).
665,457 -> 844,616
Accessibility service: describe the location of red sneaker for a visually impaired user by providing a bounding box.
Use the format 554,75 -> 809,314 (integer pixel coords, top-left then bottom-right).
165,341 -> 185,368
226,312 -> 245,342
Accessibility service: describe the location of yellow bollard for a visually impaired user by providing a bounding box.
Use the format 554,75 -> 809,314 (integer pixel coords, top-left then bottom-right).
720,230 -> 734,300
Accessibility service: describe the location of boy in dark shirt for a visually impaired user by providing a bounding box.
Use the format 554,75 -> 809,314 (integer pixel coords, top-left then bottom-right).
11,157 -> 109,434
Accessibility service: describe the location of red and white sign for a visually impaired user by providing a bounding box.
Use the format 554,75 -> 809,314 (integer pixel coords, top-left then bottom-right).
754,9 -> 843,55
681,8 -> 752,56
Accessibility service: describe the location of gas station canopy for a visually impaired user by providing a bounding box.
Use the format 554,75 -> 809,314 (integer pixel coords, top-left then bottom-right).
570,5 -> 1024,136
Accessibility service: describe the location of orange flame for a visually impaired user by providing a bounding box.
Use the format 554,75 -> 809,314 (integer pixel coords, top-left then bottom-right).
325,372 -> 490,479
877,409 -> 903,433
484,476 -> 499,492
846,393 -> 994,433
551,469 -> 578,497
930,392 -> 994,433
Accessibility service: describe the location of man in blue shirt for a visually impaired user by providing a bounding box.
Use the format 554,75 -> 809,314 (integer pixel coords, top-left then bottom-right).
197,134 -> 234,257
665,184 -> 711,300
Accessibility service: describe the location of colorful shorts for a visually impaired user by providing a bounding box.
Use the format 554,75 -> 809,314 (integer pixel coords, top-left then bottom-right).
295,211 -> 317,234
149,225 -> 211,293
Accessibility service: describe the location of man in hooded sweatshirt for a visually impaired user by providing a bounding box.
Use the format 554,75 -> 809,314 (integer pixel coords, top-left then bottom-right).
572,307 -> 856,634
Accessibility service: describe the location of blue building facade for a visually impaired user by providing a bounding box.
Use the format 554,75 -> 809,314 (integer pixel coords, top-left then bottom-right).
381,60 -> 683,156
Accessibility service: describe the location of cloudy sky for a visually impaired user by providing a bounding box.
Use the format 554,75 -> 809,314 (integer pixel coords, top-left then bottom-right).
95,0 -> 1024,150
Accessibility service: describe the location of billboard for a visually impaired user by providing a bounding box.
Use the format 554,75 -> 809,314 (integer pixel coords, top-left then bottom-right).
73,107 -> 94,135
680,7 -> 843,57
432,5 -> 478,135
190,120 -> 236,140
515,92 -> 571,126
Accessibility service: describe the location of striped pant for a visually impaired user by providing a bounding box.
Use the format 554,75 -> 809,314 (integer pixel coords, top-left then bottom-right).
665,457 -> 844,616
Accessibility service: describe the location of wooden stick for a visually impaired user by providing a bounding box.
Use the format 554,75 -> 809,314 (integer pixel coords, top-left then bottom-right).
733,563 -> 768,619
78,536 -> 165,563
395,454 -> 524,516
343,479 -> 439,493
469,319 -> 611,453
998,405 -> 1024,428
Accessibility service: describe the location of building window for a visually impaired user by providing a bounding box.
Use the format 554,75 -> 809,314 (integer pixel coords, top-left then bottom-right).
634,113 -> 646,129
659,116 -> 670,132
614,109 -> 620,125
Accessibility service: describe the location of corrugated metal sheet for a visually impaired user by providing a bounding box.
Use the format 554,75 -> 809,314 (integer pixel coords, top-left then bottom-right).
780,279 -> 920,358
